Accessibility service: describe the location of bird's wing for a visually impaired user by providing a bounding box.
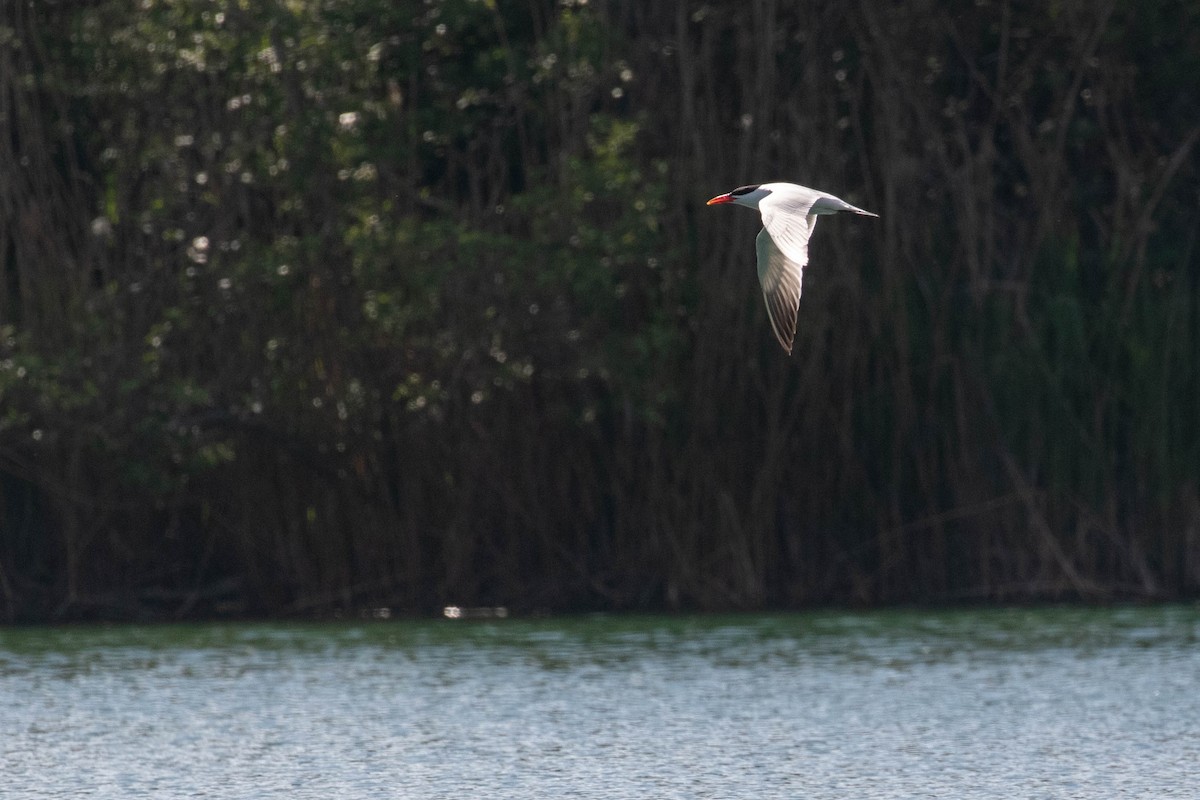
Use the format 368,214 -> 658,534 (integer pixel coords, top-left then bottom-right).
759,191 -> 817,266
756,227 -> 805,354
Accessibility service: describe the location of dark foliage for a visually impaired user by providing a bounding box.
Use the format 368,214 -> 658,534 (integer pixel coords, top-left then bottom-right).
1,0 -> 1197,620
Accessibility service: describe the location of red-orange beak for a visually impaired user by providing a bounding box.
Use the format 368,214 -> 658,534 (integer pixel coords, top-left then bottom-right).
706,193 -> 733,206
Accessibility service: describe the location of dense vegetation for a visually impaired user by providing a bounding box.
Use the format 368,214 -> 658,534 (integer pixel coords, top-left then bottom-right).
1,0 -> 1197,621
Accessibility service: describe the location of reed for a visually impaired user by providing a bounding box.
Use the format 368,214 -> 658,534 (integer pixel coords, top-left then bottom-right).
0,0 -> 1196,620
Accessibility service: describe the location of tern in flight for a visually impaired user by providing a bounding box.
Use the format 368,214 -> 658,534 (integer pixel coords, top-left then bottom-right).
707,182 -> 878,354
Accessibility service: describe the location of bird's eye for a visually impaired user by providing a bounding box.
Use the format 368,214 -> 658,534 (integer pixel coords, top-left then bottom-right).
731,185 -> 759,197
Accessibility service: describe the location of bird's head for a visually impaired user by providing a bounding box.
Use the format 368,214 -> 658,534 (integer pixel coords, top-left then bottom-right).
707,184 -> 771,209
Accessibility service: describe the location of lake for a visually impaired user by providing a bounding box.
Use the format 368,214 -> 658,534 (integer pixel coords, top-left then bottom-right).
3,605 -> 1198,798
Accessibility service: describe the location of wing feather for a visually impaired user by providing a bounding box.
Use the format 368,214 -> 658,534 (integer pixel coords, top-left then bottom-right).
755,227 -> 805,354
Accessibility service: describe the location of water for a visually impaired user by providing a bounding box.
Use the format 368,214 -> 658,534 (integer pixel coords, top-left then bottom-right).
3,605 -> 1198,799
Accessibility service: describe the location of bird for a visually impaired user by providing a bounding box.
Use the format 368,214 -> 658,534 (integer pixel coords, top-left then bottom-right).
707,182 -> 878,355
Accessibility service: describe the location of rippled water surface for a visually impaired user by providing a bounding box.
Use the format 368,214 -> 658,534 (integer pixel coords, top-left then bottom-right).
3,605 -> 1199,798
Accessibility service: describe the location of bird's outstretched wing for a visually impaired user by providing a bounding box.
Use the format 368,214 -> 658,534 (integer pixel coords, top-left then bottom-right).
755,227 -> 806,354
756,190 -> 820,353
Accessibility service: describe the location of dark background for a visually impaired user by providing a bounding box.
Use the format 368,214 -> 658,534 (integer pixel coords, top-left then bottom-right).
1,0 -> 1197,621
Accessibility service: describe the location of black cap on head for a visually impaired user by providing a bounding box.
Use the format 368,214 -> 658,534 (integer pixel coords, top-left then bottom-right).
730,185 -> 760,197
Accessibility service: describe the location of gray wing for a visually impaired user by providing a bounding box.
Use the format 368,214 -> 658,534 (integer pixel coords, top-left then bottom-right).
755,227 -> 806,355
